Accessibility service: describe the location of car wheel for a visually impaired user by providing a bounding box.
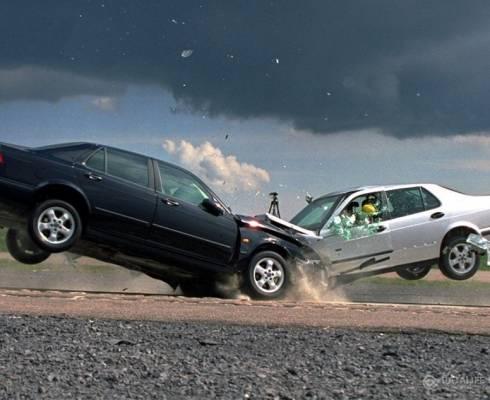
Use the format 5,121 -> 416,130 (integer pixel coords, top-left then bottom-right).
29,200 -> 82,253
6,228 -> 51,265
440,236 -> 480,280
243,251 -> 291,300
396,264 -> 432,280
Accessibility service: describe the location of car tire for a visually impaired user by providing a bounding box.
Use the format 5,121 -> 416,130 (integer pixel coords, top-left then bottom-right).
243,251 -> 291,300
29,200 -> 82,253
439,236 -> 480,280
396,264 -> 432,280
6,228 -> 51,265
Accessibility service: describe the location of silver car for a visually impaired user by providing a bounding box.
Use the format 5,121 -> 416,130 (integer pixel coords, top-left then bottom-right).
285,184 -> 490,282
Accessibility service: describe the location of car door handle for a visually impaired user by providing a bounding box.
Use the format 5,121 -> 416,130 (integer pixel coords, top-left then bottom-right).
431,212 -> 445,219
85,172 -> 103,182
161,198 -> 180,207
376,225 -> 387,233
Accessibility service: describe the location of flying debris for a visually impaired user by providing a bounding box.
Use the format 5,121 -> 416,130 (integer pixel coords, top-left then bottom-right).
274,58 -> 280,64
225,133 -> 229,140
181,49 -> 194,58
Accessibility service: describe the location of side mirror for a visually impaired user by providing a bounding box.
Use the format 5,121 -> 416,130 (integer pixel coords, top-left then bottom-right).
201,198 -> 224,216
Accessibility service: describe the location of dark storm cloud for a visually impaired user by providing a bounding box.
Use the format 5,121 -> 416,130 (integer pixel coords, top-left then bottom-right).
1,1 -> 490,137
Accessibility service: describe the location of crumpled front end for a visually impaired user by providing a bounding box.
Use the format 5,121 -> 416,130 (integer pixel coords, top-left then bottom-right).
467,233 -> 490,267
237,213 -> 332,284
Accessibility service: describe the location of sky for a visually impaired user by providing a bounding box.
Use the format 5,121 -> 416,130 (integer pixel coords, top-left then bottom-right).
1,1 -> 490,218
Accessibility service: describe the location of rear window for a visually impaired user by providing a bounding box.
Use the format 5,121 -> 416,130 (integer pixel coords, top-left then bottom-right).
38,145 -> 92,163
421,187 -> 441,209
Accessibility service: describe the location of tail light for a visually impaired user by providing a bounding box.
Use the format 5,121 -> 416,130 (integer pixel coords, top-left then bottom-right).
0,152 -> 4,165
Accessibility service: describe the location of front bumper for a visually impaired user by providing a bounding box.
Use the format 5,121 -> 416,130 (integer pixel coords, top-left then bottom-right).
467,233 -> 490,267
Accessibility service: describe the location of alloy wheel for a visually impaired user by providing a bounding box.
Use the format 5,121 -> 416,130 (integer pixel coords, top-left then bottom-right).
37,206 -> 76,245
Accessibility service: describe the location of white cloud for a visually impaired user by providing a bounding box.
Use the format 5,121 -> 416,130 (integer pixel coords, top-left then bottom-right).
163,140 -> 270,193
163,139 -> 176,154
91,96 -> 118,111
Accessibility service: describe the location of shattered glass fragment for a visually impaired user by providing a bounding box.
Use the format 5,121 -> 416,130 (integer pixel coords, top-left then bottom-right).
329,209 -> 383,241
181,49 -> 194,58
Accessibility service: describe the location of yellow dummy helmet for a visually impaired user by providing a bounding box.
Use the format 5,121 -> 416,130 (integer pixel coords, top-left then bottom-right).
362,203 -> 377,215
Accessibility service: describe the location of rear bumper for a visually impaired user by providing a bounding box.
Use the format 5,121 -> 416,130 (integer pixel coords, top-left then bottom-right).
0,177 -> 32,229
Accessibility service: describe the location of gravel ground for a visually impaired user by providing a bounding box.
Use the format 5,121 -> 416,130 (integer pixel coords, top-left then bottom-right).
0,315 -> 488,399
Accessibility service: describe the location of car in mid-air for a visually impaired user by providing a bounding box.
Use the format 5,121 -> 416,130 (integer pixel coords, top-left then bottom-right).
280,184 -> 490,283
0,142 -> 324,299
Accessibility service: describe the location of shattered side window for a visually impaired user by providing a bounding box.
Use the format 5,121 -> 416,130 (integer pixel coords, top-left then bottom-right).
158,162 -> 209,206
328,191 -> 387,240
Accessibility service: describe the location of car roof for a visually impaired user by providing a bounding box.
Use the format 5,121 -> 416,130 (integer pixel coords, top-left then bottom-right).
40,141 -> 205,181
316,183 -> 440,199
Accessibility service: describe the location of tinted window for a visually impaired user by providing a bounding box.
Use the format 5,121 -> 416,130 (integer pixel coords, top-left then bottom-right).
40,146 -> 89,163
386,188 -> 425,219
158,163 -> 209,206
421,187 -> 441,210
85,149 -> 105,172
107,149 -> 149,187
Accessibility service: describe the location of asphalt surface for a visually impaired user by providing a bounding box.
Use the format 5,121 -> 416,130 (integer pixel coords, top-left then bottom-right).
1,255 -> 489,398
0,314 -> 488,400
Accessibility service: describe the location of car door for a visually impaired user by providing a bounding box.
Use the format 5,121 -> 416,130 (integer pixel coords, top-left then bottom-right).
386,186 -> 446,265
315,191 -> 394,274
148,161 -> 238,265
76,147 -> 157,241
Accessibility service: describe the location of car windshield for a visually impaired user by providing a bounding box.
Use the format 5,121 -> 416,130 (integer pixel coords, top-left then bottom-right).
290,194 -> 344,231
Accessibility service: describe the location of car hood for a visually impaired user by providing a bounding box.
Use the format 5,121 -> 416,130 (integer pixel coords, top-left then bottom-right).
236,213 -> 322,245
